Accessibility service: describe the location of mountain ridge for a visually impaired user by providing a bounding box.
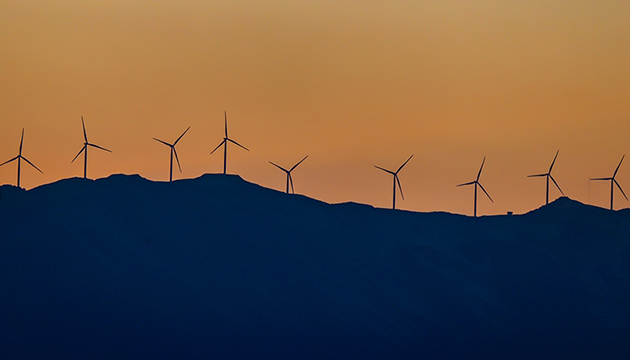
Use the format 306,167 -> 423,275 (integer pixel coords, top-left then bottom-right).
1,173 -> 629,359
1,172 -> 619,217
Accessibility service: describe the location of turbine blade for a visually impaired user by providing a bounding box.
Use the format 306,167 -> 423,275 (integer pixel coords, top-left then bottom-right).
22,156 -> 43,173
154,138 -> 172,147
269,161 -> 288,172
549,150 -> 559,172
210,140 -> 225,154
0,156 -> 19,167
375,166 -> 395,175
613,155 -> 625,178
290,155 -> 308,172
396,155 -> 413,174
614,179 -> 628,201
478,183 -> 494,203
173,148 -> 182,173
224,111 -> 228,138
19,128 -> 24,155
477,156 -> 486,181
457,181 -> 475,187
549,175 -> 565,196
527,173 -> 547,178
396,175 -> 405,200
227,138 -> 249,151
289,174 -> 295,194
71,146 -> 86,163
174,126 -> 190,145
88,143 -> 112,153
82,116 -> 88,142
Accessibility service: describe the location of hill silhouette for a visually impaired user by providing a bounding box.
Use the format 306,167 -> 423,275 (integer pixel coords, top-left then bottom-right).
1,174 -> 630,359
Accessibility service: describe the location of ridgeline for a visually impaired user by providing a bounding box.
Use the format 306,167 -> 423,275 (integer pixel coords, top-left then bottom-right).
1,174 -> 629,359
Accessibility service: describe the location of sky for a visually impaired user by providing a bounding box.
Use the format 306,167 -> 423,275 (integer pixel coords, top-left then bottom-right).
1,0 -> 629,215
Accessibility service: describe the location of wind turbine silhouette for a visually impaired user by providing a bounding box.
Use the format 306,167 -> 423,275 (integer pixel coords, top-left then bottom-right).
375,155 -> 413,210
0,128 -> 42,188
211,111 -> 249,174
457,156 -> 493,217
590,155 -> 628,210
154,127 -> 190,182
71,117 -> 112,179
269,155 -> 308,194
528,150 -> 564,205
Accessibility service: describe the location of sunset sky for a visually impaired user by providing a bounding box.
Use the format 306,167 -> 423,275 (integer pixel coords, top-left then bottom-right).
2,0 -> 629,215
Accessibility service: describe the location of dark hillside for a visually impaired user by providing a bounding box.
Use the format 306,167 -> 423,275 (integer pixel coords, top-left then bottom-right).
1,174 -> 629,359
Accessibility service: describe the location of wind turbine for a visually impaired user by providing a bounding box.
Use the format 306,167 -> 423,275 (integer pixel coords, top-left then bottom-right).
457,156 -> 493,217
71,117 -> 112,179
528,150 -> 565,205
375,155 -> 413,210
269,155 -> 308,194
153,127 -> 190,182
0,128 -> 42,188
590,155 -> 628,210
211,111 -> 249,174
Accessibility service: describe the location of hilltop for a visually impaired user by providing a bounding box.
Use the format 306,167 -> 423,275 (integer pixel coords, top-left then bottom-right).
1,174 -> 630,359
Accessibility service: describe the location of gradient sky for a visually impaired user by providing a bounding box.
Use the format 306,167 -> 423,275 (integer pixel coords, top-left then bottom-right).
2,0 -> 629,215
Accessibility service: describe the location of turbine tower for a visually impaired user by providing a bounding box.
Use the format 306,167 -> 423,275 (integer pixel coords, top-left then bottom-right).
590,155 -> 628,210
211,111 -> 249,174
528,150 -> 565,205
269,155 -> 308,194
71,117 -> 112,179
154,127 -> 190,182
375,155 -> 413,210
457,156 -> 493,217
0,128 -> 42,188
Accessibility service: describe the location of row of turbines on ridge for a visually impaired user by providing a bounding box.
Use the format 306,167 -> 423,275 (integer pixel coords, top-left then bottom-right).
1,113 -> 628,216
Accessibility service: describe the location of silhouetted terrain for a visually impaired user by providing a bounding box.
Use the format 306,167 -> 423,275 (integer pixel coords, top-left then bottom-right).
1,174 -> 629,359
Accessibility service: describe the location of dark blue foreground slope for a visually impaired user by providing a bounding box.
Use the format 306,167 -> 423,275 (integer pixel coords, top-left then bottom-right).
1,174 -> 629,359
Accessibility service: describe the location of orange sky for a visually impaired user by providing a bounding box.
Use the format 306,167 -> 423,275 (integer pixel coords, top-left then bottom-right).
1,0 -> 629,215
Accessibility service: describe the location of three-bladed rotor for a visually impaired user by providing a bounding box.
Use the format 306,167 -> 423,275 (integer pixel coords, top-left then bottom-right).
457,156 -> 493,217
590,155 -> 628,210
269,155 -> 308,194
528,150 -> 565,205
71,117 -> 111,179
0,128 -> 43,188
211,111 -> 249,174
375,155 -> 413,210
154,126 -> 190,182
